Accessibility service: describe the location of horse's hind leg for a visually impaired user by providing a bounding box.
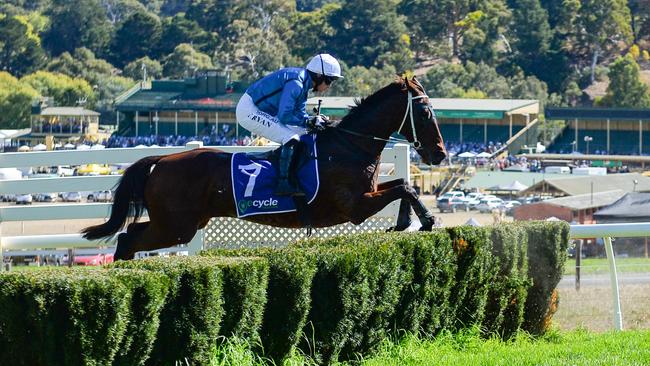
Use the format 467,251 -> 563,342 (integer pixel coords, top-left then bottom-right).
125,217 -> 199,257
114,222 -> 149,261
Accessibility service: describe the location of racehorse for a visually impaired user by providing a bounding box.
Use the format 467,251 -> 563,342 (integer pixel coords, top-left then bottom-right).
82,76 -> 447,260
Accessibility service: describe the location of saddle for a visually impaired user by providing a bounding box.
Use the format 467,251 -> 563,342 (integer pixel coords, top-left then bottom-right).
230,134 -> 320,218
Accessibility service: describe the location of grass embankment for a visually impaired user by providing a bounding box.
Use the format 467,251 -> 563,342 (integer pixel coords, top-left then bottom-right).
564,257 -> 650,275
212,329 -> 650,366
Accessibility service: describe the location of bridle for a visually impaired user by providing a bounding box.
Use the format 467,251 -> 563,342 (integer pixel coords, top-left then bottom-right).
336,88 -> 433,149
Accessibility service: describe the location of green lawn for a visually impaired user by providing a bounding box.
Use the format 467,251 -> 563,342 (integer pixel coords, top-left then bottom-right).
211,329 -> 650,366
564,257 -> 650,275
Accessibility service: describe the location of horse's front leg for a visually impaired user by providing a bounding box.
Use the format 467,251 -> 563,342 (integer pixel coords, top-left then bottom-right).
378,179 -> 412,231
348,183 -> 435,231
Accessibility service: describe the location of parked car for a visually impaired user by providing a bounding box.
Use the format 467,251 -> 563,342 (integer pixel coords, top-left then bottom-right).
437,196 -> 467,213
1,194 -> 16,202
436,191 -> 465,202
64,253 -> 114,266
15,193 -> 33,205
61,191 -> 82,202
476,197 -> 504,213
34,192 -> 58,202
87,190 -> 113,202
461,192 -> 484,210
501,200 -> 522,215
75,164 -> 112,176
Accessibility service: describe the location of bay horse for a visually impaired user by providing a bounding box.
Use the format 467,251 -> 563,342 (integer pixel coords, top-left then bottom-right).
82,76 -> 447,260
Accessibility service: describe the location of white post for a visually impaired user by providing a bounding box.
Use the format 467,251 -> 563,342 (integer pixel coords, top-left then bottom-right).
484,119 -> 487,145
155,111 -> 159,136
604,236 -> 623,330
459,119 -> 463,144
639,120 -> 643,155
135,112 -> 139,136
116,110 -> 120,127
175,112 -> 178,136
607,118 -> 610,153
195,111 -> 198,136
215,112 -> 219,135
509,113 -> 513,139
186,229 -> 204,255
575,118 -> 579,152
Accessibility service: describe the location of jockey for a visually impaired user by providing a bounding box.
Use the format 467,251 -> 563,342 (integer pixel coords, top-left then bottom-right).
236,53 -> 343,195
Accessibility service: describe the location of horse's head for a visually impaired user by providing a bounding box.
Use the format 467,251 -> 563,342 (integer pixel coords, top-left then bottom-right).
397,77 -> 447,165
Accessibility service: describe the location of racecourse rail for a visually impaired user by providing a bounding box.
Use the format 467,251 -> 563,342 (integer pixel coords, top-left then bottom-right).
0,141 -> 409,259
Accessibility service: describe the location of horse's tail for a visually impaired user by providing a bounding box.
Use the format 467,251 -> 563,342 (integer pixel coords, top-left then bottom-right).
81,155 -> 162,240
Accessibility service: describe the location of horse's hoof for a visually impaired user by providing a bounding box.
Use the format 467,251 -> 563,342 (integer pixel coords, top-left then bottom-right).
419,224 -> 433,231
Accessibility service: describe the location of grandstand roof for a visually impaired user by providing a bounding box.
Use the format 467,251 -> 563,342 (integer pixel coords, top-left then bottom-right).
464,171 -> 546,190
521,173 -> 650,196
38,107 -> 100,116
308,97 -> 539,119
545,107 -> 650,121
594,192 -> 650,220
542,189 -> 626,210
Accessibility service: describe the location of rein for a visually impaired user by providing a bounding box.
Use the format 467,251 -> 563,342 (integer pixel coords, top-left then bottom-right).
335,91 -> 429,149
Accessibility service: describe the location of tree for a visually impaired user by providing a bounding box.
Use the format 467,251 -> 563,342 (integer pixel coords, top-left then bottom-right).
21,71 -> 96,107
421,61 -> 511,98
0,71 -> 40,128
398,0 -> 447,60
288,3 -> 339,62
508,0 -> 552,74
110,11 -> 162,67
43,0 -> 112,56
572,0 -> 633,82
328,64 -> 397,97
46,48 -> 114,80
100,0 -> 146,24
124,56 -> 163,80
162,43 -> 213,78
0,14 -> 45,77
157,14 -> 211,58
600,55 -> 650,108
328,0 -> 410,68
186,0 -> 240,34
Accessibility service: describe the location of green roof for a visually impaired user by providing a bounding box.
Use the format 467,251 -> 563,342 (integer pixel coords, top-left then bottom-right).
464,171 -> 546,190
116,90 -> 242,112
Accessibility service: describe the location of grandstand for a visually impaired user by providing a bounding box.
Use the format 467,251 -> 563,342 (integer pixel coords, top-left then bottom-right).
546,108 -> 650,155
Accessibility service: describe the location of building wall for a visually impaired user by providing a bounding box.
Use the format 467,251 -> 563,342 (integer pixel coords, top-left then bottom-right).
513,203 -> 573,222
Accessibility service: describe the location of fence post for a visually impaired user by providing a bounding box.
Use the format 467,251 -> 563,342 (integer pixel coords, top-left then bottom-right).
186,141 -> 203,150
603,236 -> 623,330
186,229 -> 204,255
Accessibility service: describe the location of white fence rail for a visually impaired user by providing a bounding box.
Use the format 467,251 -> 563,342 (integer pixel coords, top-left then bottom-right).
0,142 -> 409,261
569,222 -> 650,331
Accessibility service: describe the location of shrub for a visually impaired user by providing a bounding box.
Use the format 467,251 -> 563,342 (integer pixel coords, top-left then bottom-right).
110,256 -> 224,365
215,257 -> 269,343
202,248 -> 317,362
445,226 -> 495,331
390,230 -> 456,338
108,269 -> 170,366
482,225 -> 530,339
520,221 -> 570,335
291,234 -> 406,363
0,268 -> 131,366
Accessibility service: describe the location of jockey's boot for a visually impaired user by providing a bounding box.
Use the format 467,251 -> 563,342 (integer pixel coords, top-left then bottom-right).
275,139 -> 300,196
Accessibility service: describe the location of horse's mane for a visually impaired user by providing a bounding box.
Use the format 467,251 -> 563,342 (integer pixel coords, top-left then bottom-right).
337,77 -> 405,126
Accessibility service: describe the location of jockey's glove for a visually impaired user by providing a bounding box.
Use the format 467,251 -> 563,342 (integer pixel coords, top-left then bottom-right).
306,115 -> 329,131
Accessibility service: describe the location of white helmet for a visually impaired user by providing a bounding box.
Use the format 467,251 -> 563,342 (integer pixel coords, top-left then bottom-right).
306,53 -> 343,79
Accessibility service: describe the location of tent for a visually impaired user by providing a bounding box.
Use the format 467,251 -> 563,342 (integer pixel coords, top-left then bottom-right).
476,151 -> 492,158
464,217 -> 482,227
134,144 -> 148,148
76,144 -> 90,150
64,143 -> 76,149
90,144 -> 106,150
18,145 -> 30,152
32,143 -> 47,151
458,151 -> 476,158
488,180 -> 529,192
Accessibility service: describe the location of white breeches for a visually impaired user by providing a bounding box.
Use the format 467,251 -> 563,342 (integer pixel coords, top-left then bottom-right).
236,93 -> 305,145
